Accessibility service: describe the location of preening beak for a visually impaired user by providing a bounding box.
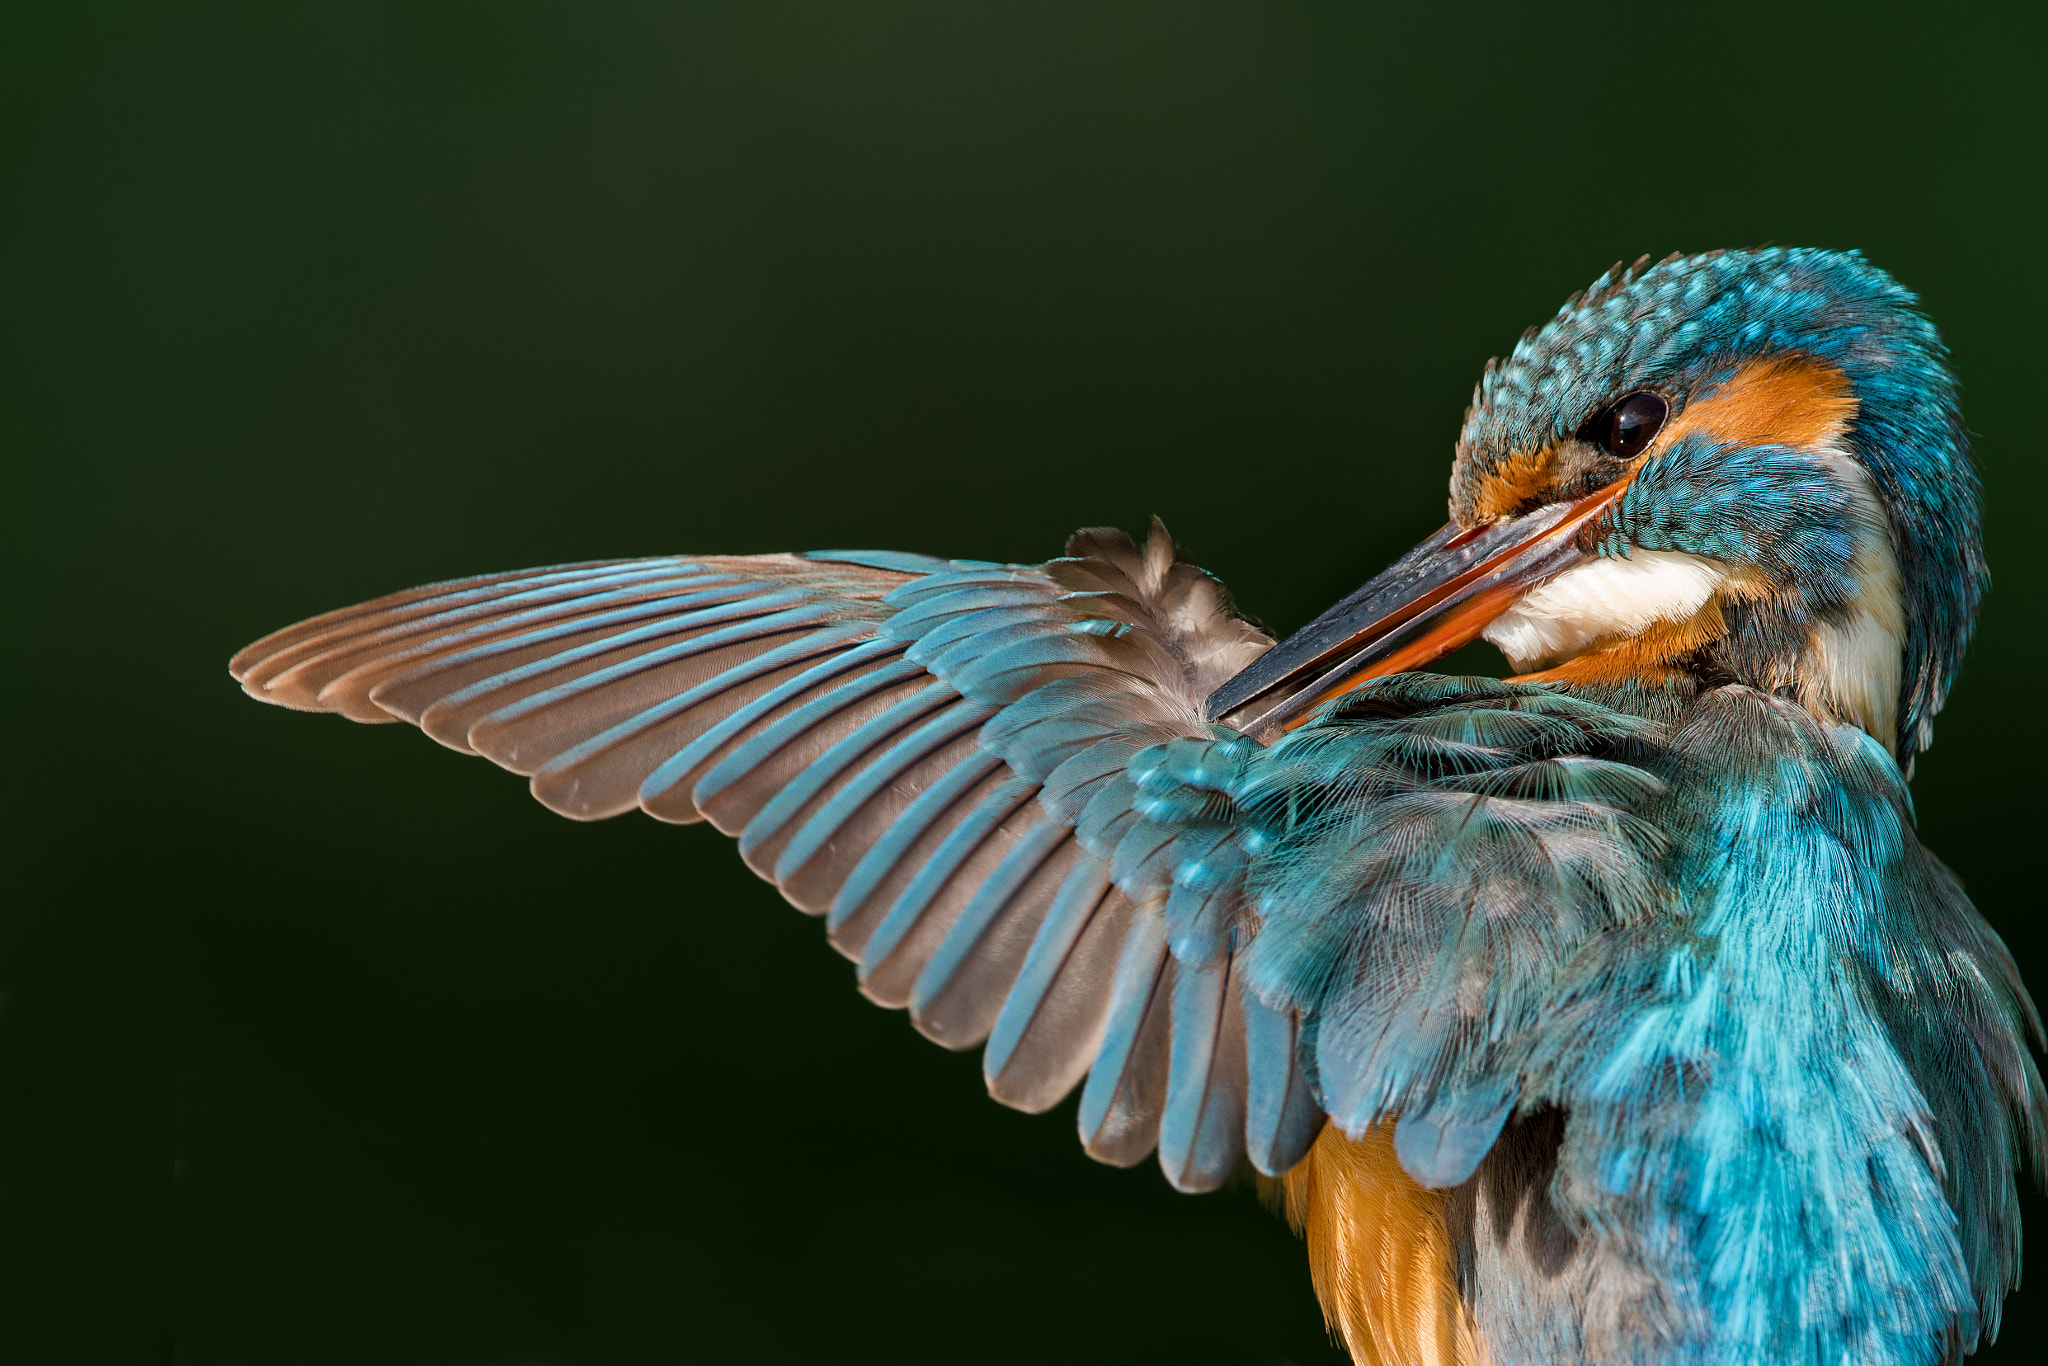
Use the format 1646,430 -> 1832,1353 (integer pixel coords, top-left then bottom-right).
1205,479 -> 1632,737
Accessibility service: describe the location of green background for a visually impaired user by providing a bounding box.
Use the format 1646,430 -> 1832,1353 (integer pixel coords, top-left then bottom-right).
9,4 -> 2047,1362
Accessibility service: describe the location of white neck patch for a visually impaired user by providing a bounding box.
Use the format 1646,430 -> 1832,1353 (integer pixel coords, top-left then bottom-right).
1797,452 -> 1904,749
1482,549 -> 1739,672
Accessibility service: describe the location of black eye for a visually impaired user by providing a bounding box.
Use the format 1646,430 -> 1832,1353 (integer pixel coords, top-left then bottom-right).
1601,391 -> 1668,459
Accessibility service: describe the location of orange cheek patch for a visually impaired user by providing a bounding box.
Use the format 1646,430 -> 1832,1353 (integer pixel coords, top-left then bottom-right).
1467,444 -> 1558,522
1660,355 -> 1856,452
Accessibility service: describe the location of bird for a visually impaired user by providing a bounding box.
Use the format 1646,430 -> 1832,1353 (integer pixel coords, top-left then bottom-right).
230,247 -> 2041,1366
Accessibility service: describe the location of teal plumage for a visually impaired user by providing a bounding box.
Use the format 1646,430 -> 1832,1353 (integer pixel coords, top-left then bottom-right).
228,248 -> 2039,1365
1126,672 -> 2041,1361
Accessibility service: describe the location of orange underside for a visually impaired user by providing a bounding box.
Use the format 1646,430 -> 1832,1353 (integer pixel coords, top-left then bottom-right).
1280,1123 -> 1485,1366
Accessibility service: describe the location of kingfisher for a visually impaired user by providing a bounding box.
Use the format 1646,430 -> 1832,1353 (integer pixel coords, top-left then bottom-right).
231,247 -> 2040,1366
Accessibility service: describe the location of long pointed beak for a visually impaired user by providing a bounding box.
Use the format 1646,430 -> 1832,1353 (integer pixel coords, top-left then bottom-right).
1206,479 -> 1631,737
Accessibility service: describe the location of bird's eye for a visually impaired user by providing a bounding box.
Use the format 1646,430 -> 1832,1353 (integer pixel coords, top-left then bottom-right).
1601,391 -> 1668,459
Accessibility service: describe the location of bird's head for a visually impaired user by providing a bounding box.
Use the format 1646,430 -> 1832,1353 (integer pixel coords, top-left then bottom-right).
1210,248 -> 1983,768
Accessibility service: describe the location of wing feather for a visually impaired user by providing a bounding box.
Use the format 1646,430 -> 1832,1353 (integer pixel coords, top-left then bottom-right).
692,671 -> 935,837
413,588 -> 811,750
1159,953 -> 1250,1193
733,682 -> 962,879
638,638 -> 913,825
1243,986 -> 1326,1177
247,563 -> 711,715
230,560 -> 664,695
1078,910 -> 1175,1167
857,777 -> 1044,1007
235,532 -> 1436,1195
529,624 -> 879,821
774,702 -> 998,895
467,603 -> 841,776
823,749 -> 1009,953
909,821 -> 1080,1048
319,573 -> 754,722
987,885 -> 1135,1113
365,579 -> 765,725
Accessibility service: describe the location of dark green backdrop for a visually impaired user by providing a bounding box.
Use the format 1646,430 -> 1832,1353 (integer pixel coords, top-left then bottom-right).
9,5 -> 2047,1362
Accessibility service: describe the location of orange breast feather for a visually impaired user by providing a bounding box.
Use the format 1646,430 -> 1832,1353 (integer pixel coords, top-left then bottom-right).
1279,1123 -> 1485,1366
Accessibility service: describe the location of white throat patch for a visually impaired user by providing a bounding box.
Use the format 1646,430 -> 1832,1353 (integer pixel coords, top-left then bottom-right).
1482,549 -> 1738,672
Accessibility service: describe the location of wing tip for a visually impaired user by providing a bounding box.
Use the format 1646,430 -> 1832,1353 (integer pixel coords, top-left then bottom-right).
234,667 -> 384,719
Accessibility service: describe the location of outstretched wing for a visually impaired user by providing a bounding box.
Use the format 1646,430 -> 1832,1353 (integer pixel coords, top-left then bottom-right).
233,522 -> 1682,1199
232,521 -> 1323,1190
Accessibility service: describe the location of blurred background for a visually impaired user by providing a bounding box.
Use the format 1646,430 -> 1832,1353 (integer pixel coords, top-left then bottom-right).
7,4 -> 2046,1362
